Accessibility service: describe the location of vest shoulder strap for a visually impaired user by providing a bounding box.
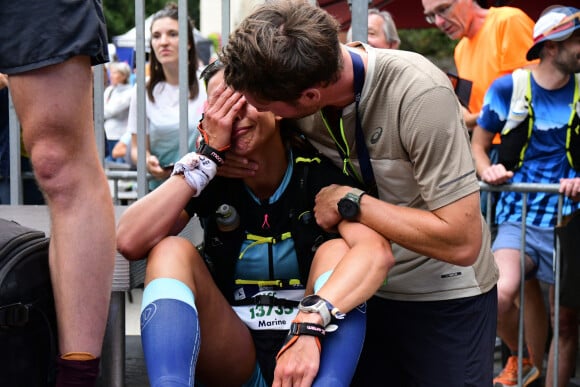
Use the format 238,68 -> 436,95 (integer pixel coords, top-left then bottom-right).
502,68 -> 531,135
499,70 -> 580,170
202,150 -> 326,301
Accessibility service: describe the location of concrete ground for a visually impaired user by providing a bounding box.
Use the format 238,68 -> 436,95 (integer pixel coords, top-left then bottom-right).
120,289 -> 149,387
120,288 -> 580,387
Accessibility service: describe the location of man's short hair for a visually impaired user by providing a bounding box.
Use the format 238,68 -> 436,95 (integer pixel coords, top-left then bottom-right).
221,0 -> 342,103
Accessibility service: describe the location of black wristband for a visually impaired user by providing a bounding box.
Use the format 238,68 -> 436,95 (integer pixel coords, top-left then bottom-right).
288,322 -> 326,338
276,321 -> 324,361
197,141 -> 226,166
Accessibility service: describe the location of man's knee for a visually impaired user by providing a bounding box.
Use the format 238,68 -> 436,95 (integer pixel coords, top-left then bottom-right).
553,308 -> 579,339
27,140 -> 77,197
497,287 -> 517,315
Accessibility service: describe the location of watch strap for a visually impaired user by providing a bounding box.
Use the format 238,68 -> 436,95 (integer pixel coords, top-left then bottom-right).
330,305 -> 346,321
197,141 -> 226,166
299,295 -> 345,327
276,320 -> 324,361
299,296 -> 332,326
347,188 -> 365,202
288,321 -> 326,338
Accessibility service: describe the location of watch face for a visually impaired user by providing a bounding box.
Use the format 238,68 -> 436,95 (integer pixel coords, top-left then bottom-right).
300,295 -> 322,307
338,198 -> 359,220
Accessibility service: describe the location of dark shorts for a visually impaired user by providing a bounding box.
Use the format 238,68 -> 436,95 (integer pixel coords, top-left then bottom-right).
352,287 -> 498,387
250,329 -> 286,386
0,0 -> 108,74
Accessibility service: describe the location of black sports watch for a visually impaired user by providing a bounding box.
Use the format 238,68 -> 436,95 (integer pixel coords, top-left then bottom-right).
298,294 -> 345,327
337,188 -> 365,221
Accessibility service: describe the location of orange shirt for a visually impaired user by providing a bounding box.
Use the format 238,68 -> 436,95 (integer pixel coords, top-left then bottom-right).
454,7 -> 537,116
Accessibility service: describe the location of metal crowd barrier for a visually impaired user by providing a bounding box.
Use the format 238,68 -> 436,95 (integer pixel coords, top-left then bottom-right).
5,0 -> 375,204
480,181 -> 566,387
13,1 -> 571,386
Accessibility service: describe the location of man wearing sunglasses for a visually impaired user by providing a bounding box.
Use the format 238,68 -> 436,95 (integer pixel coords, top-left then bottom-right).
422,1 -> 547,379
421,0 -> 537,131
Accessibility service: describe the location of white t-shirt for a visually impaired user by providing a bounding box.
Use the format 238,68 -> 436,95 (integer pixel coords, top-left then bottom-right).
127,77 -> 207,188
104,83 -> 133,141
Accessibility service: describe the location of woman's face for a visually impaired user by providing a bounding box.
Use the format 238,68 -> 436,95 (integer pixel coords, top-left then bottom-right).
207,70 -> 280,155
151,17 -> 179,67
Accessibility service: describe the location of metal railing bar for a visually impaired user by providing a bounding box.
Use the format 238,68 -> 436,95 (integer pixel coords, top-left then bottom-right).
480,181 -> 565,386
178,0 -> 189,157
135,0 -> 147,199
517,192 -> 528,386
7,92 -> 22,204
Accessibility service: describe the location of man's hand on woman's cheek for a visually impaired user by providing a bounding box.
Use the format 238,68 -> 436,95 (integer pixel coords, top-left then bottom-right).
217,153 -> 259,178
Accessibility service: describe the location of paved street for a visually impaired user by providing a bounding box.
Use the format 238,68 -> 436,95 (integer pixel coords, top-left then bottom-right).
117,288 -> 580,387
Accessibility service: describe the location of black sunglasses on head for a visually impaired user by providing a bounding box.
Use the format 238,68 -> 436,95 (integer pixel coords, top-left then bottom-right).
200,59 -> 224,86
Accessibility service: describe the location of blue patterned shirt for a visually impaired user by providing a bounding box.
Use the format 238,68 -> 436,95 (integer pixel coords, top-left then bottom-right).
477,72 -> 580,227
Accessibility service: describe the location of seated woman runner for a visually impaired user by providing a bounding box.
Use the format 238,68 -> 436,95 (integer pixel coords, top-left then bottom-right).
116,60 -> 394,386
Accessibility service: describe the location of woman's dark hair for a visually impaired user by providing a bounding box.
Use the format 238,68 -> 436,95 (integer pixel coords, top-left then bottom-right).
200,59 -> 223,89
147,2 -> 199,102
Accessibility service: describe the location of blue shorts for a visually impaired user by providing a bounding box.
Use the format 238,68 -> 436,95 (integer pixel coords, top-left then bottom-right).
351,288 -> 498,386
492,222 -> 555,284
0,0 -> 108,74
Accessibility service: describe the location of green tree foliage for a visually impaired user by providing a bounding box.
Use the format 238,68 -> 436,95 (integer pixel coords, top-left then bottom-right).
398,28 -> 458,72
399,28 -> 457,59
102,2 -> 454,71
103,0 -> 200,42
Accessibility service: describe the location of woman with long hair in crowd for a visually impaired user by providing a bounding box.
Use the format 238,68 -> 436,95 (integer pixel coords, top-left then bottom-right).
127,2 -> 206,190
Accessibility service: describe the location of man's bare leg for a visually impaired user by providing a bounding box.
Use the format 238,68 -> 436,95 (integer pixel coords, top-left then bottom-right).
9,56 -> 115,381
545,288 -> 579,387
524,278 -> 548,371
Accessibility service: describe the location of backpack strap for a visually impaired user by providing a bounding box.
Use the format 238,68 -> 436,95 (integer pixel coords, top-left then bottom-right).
500,70 -> 580,171
498,69 -> 533,171
565,74 -> 580,169
501,69 -> 531,136
202,151 -> 327,303
0,302 -> 29,327
291,155 -> 326,283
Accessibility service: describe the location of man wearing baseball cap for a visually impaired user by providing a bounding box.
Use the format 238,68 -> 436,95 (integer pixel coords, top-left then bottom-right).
472,5 -> 580,387
526,6 -> 580,61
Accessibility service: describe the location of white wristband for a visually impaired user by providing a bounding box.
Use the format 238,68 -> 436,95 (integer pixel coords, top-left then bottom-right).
172,152 -> 217,196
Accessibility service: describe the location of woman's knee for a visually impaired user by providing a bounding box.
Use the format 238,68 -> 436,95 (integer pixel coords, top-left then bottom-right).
146,237 -> 201,278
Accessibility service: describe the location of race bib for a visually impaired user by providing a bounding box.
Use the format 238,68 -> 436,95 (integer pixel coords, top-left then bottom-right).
232,288 -> 304,331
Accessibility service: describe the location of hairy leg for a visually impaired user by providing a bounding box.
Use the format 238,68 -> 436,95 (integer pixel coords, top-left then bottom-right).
10,57 -> 115,356
495,248 -> 524,352
523,278 -> 548,370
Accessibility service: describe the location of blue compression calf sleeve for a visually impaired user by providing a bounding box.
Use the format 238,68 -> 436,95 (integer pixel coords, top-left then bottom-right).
312,271 -> 367,387
141,278 -> 200,387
